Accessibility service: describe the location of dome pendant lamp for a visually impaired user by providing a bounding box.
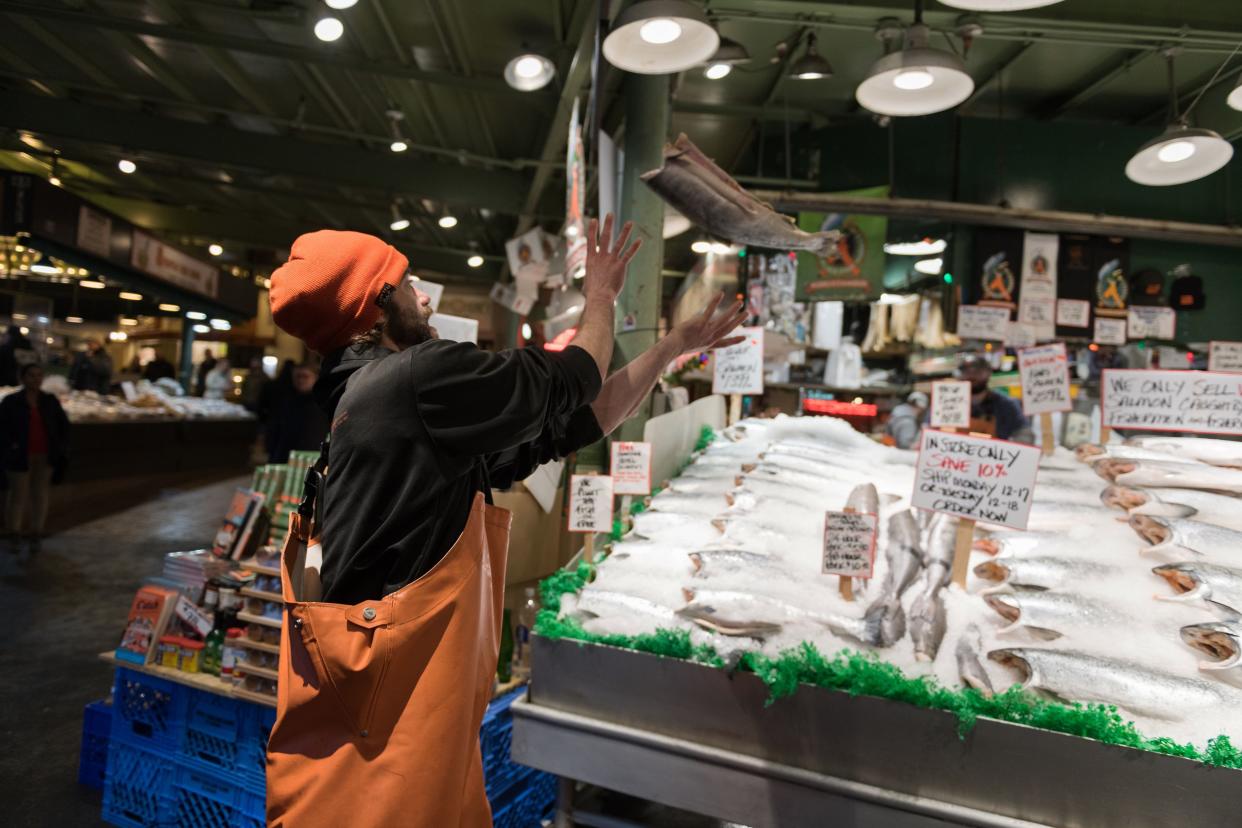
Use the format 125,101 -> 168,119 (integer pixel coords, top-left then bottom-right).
1126,51 -> 1233,186
602,0 -> 720,75
937,0 -> 1064,10
855,2 -> 973,117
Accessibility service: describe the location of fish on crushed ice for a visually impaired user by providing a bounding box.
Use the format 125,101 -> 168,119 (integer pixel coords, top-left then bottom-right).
647,490 -> 729,518
676,604 -> 783,638
631,511 -> 724,547
1075,443 -> 1197,466
570,588 -> 681,624
1094,459 -> 1242,495
1126,436 -> 1242,469
974,555 -> 1116,592
1152,562 -> 1242,614
1101,485 -> 1242,531
908,579 -> 947,662
1129,515 -> 1242,559
1180,619 -> 1242,674
640,133 -> 839,257
983,589 -> 1123,638
845,483 -> 880,516
687,547 -> 773,576
956,625 -> 995,696
988,647 -> 1229,720
665,476 -> 738,496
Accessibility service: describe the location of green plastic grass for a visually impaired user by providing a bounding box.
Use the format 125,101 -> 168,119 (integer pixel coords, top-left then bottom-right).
535,560 -> 1242,770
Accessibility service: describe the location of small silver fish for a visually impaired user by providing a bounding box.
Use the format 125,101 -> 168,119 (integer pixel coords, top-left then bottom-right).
1126,436 -> 1242,469
973,555 -> 1117,592
640,133 -> 839,257
955,625 -> 995,697
1129,514 -> 1242,559
1152,562 -> 1242,613
1094,458 -> 1242,495
988,647 -> 1228,720
983,589 -> 1122,638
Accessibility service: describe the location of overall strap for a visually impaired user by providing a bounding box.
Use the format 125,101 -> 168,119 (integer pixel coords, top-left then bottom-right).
297,434 -> 331,533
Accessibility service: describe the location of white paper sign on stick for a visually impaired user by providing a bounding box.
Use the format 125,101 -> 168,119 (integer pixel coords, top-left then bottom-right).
956,305 -> 1011,341
912,429 -> 1042,531
1017,343 -> 1072,416
1127,306 -> 1176,340
1101,369 -> 1242,436
1209,342 -> 1242,373
930,380 -> 971,429
821,511 -> 878,577
567,474 -> 614,533
1056,299 -> 1090,328
712,326 -> 764,395
610,441 -> 652,495
1094,316 -> 1126,346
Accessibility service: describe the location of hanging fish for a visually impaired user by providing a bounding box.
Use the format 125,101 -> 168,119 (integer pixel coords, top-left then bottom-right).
640,134 -> 839,257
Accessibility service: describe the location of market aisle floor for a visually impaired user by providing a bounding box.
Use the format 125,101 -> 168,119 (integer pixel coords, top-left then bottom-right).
0,476 -> 246,827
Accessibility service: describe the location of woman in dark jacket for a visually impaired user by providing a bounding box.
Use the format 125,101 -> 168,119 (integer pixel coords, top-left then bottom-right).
1,363 -> 69,553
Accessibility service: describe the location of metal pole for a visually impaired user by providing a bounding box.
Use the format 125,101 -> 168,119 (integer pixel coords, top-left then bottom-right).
612,73 -> 669,443
178,319 -> 194,393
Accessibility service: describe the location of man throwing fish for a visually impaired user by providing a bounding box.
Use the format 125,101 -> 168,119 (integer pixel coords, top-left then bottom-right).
264,214 -> 746,827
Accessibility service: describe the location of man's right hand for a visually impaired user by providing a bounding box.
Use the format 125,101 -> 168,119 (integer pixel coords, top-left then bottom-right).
582,214 -> 641,301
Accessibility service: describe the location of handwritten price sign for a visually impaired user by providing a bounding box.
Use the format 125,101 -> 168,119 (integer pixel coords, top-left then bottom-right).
1101,369 -> 1242,436
821,511 -> 878,577
1017,343 -> 1072,416
1209,342 -> 1242,373
912,430 -> 1041,530
930,380 -> 971,429
712,326 -> 764,395
610,441 -> 652,495
567,474 -> 614,533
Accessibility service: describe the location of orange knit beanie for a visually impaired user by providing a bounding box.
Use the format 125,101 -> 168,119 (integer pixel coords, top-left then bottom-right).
269,230 -> 408,354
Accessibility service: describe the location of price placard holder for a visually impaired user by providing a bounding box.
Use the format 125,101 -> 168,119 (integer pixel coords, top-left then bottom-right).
1040,413 -> 1055,456
729,394 -> 742,425
951,519 -> 975,588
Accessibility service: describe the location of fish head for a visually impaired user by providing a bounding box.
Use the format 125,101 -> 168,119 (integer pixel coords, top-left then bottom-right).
983,592 -> 1022,624
972,537 -> 1002,555
1152,563 -> 1208,602
973,560 -> 1011,584
1093,458 -> 1136,483
1179,622 -> 1242,670
687,552 -> 704,575
1075,444 -> 1106,462
987,648 -> 1036,688
681,587 -> 697,604
1101,485 -> 1148,512
1129,514 -> 1172,551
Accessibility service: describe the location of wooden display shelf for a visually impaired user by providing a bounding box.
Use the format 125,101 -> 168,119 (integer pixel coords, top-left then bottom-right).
240,587 -> 283,603
99,651 -> 275,708
233,686 -> 278,707
237,557 -> 280,578
237,610 -> 282,629
238,662 -> 279,681
235,637 -> 281,655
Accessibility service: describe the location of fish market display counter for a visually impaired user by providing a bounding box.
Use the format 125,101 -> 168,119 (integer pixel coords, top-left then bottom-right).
512,636 -> 1241,828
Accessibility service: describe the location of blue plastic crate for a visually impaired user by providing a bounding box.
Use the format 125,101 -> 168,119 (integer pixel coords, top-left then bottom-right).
79,700 -> 112,790
491,771 -> 557,828
181,693 -> 273,789
170,761 -> 265,828
480,688 -> 523,771
102,740 -> 176,828
111,667 -> 187,752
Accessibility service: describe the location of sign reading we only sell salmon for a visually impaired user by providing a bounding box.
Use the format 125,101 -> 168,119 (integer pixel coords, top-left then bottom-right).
1101,369 -> 1242,436
912,430 -> 1041,530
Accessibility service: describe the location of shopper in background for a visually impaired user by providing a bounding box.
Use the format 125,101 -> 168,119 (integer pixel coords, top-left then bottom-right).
239,356 -> 269,414
887,390 -> 928,450
194,348 -> 217,396
265,363 -> 328,463
0,324 -> 36,387
264,216 -> 744,827
142,353 -> 176,382
203,358 -> 232,400
68,339 -> 113,394
258,359 -> 295,458
958,356 -> 1033,443
0,363 -> 69,555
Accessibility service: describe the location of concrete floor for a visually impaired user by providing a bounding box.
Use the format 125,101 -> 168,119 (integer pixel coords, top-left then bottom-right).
0,476 -> 247,827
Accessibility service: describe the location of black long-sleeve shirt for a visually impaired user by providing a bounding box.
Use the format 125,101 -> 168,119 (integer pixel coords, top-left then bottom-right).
315,340 -> 603,604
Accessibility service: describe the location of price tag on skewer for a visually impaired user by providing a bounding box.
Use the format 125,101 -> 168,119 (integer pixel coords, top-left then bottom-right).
822,511 -> 878,601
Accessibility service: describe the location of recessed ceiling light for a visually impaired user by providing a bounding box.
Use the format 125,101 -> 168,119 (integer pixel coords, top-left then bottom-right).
705,62 -> 732,80
390,217 -> 410,231
438,214 -> 458,229
30,263 -> 60,275
390,140 -> 407,153
210,318 -> 232,330
118,159 -> 137,174
66,316 -> 83,323
691,240 -> 712,254
193,324 -> 210,334
314,16 -> 344,42
120,317 -> 138,326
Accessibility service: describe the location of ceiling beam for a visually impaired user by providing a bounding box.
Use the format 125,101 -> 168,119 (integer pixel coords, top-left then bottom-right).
96,28 -> 202,105
0,0 -> 525,97
1047,49 -> 1159,119
0,89 -> 531,214
5,13 -> 122,90
959,41 -> 1035,113
515,0 -> 597,233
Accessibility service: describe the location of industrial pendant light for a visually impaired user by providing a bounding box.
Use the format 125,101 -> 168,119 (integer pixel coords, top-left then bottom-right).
1229,75 -> 1242,111
602,0 -> 719,75
505,53 -> 556,91
1126,52 -> 1233,186
855,3 -> 973,117
788,33 -> 834,80
704,35 -> 749,80
936,0 -> 1064,10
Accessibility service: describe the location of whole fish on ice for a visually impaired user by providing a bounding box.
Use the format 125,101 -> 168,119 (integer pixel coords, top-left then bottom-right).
631,511 -> 724,547
1100,485 -> 1242,531
955,625 -> 995,696
647,490 -> 730,518
640,133 -> 839,257
984,589 -> 1123,638
1126,436 -> 1242,469
988,647 -> 1229,720
856,511 -> 924,648
569,587 -> 681,625
1075,443 -> 1197,466
1181,617 -> 1242,677
687,546 -> 774,576
1094,459 -> 1242,495
974,555 -> 1116,592
1153,562 -> 1242,614
1129,515 -> 1242,560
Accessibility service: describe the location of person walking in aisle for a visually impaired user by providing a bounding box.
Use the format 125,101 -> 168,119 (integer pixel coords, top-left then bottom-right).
886,390 -> 928,449
193,348 -> 217,396
264,215 -> 745,827
202,358 -> 232,400
68,339 -> 112,394
0,364 -> 69,555
265,363 -> 328,462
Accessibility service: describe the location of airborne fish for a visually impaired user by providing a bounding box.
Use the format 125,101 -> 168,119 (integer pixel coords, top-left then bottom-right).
640,133 -> 839,257
988,648 -> 1229,720
1129,515 -> 1242,560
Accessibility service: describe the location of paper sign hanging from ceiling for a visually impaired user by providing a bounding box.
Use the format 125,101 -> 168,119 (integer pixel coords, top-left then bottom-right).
428,313 -> 478,344
1017,232 -> 1058,342
712,326 -> 765,395
490,281 -> 534,316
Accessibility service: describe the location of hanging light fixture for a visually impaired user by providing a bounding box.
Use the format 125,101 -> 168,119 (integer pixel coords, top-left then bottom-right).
208,243 -> 224,256
505,53 -> 556,91
602,0 -> 720,75
1126,51 -> 1233,186
789,33 -> 833,80
856,3 -> 974,117
937,0 -> 1063,9
118,158 -> 137,174
704,35 -> 749,80
324,0 -> 358,9
389,201 -> 410,232
48,155 -> 62,187
385,108 -> 407,152
438,208 -> 458,229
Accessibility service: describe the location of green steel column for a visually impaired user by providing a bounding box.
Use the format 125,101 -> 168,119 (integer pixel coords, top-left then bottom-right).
612,73 -> 669,443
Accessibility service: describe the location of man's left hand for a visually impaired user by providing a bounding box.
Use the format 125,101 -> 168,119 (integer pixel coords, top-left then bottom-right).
671,292 -> 749,355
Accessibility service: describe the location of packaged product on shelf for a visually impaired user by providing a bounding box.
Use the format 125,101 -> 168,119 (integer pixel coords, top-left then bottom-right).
115,585 -> 179,665
178,638 -> 204,673
222,628 -> 244,679
157,635 -> 181,668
